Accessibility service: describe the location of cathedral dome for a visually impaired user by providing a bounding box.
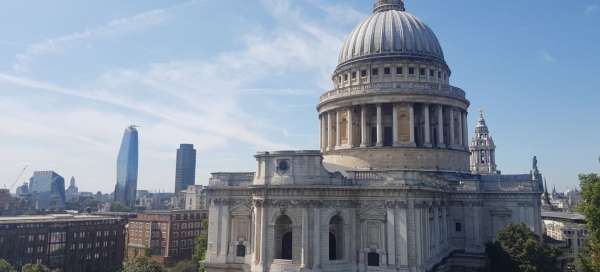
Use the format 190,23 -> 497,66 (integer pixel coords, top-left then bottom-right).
338,0 -> 445,67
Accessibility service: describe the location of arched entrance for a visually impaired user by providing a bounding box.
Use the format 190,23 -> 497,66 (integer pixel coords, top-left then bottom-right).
274,215 -> 293,260
329,215 -> 344,260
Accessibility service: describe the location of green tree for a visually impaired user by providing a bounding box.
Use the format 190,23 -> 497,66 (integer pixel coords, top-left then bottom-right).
194,219 -> 209,272
123,257 -> 165,272
485,223 -> 562,272
167,260 -> 197,272
20,263 -> 59,272
110,202 -> 131,212
0,259 -> 15,272
577,173 -> 600,271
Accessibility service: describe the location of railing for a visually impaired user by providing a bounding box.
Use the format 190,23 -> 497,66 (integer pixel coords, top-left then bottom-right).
209,172 -> 255,186
319,81 -> 466,103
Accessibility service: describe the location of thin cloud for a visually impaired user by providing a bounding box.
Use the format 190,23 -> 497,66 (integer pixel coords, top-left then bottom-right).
538,49 -> 556,63
585,4 -> 598,16
12,4 -> 183,72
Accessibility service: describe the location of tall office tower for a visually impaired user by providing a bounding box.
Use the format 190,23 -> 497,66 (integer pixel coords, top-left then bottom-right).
174,144 -> 196,193
113,126 -> 139,208
29,171 -> 66,210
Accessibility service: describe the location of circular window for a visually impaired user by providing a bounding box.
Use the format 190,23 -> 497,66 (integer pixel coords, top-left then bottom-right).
277,160 -> 290,174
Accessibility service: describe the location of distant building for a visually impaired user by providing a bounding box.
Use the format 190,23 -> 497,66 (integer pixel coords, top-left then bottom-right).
16,182 -> 29,197
127,210 -> 208,266
65,177 -> 79,202
136,191 -> 173,210
0,189 -> 10,211
0,214 -> 126,272
543,211 -> 588,270
29,171 -> 66,210
184,185 -> 207,210
114,126 -> 139,208
174,144 -> 197,193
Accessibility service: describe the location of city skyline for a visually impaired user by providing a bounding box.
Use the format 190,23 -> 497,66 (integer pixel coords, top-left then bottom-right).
1,0 -> 599,193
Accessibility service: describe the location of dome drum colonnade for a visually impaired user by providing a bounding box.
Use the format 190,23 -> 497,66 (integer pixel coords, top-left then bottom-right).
317,0 -> 470,172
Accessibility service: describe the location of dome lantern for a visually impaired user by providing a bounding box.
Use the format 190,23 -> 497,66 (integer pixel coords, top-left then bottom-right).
373,0 -> 405,13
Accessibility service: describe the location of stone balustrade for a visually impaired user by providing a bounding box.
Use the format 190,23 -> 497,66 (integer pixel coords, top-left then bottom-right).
320,81 -> 466,103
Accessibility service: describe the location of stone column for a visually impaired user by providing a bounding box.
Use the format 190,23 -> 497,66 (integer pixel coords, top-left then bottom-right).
387,207 -> 396,266
409,103 -> 415,146
327,111 -> 334,151
457,110 -> 464,148
301,208 -> 309,267
259,205 -> 268,266
393,104 -> 399,146
423,104 -> 431,147
347,107 -> 354,148
398,207 -> 408,266
313,207 -> 321,271
376,104 -> 383,147
336,110 -> 341,148
462,111 -> 469,150
361,105 -> 368,147
320,115 -> 326,152
449,108 -> 455,148
437,105 -> 445,148
219,205 -> 230,257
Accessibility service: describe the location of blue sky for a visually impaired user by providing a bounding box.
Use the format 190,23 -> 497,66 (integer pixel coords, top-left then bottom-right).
0,0 -> 599,193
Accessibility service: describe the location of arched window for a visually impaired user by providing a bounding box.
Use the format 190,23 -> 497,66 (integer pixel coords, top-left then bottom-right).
236,244 -> 246,257
367,252 -> 380,266
274,215 -> 293,260
329,215 -> 344,260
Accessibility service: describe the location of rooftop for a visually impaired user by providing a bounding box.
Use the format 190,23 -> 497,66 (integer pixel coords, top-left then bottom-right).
0,214 -> 121,224
542,211 -> 586,221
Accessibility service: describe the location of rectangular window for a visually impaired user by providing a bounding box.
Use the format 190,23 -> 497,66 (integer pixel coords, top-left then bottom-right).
438,71 -> 442,79
372,68 -> 379,76
429,69 -> 434,77
351,71 -> 357,79
455,223 -> 462,232
396,67 -> 403,74
361,70 -> 367,77
384,67 -> 391,75
408,67 -> 415,75
419,68 -> 426,76
343,74 -> 348,81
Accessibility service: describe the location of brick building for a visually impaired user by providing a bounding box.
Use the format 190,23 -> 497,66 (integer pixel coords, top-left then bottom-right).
0,214 -> 126,272
127,210 -> 208,266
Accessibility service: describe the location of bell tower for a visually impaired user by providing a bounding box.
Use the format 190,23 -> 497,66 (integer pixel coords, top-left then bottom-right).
469,111 -> 498,175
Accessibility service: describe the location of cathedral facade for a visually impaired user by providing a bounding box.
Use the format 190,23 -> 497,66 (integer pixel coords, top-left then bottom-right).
205,1 -> 543,271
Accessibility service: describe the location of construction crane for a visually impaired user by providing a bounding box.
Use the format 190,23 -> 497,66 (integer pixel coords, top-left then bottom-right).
7,165 -> 29,191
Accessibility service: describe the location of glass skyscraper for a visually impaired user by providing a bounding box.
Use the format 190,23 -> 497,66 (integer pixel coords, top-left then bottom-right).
174,144 -> 196,193
114,126 -> 139,208
29,171 -> 66,209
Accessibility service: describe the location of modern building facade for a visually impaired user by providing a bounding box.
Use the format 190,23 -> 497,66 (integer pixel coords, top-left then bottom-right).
205,1 -> 544,272
0,214 -> 126,272
114,125 -> 139,208
29,171 -> 66,210
175,144 -> 197,193
542,211 -> 588,270
127,210 -> 208,266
